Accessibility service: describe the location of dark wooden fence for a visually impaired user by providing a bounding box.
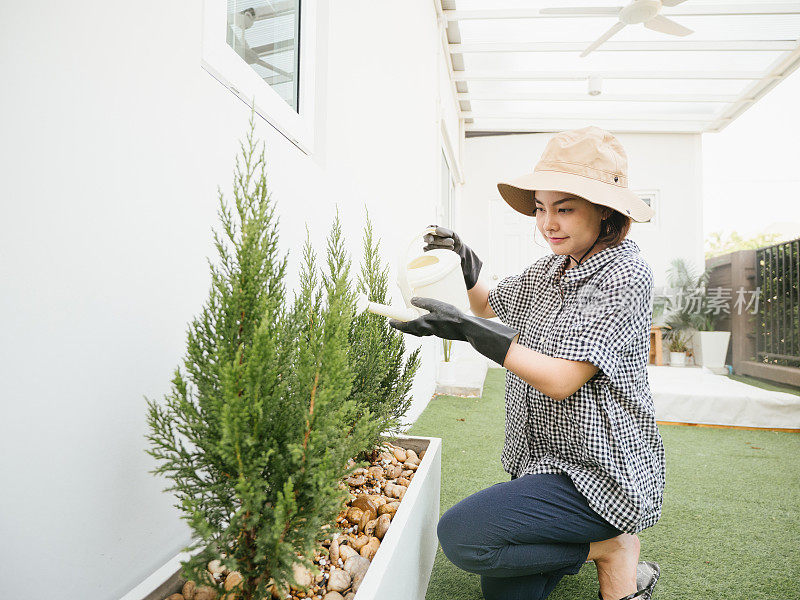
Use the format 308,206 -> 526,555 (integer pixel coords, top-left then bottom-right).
706,237 -> 800,388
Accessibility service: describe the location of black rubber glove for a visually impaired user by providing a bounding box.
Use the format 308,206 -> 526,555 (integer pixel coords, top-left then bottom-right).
389,297 -> 519,367
423,225 -> 483,291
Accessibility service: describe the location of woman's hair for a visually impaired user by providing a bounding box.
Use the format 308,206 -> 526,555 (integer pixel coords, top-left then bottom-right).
597,205 -> 632,247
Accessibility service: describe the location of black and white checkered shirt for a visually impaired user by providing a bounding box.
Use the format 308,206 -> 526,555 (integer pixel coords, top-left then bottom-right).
487,238 -> 666,533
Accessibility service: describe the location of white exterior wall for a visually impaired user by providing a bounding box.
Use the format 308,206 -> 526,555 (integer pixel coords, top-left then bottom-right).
0,2 -> 458,599
460,132 -> 705,305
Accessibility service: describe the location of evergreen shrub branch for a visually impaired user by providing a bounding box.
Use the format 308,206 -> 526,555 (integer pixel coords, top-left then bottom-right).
144,108 -> 420,600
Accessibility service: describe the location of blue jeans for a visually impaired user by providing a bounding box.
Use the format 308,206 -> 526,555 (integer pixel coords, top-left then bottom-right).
437,472 -> 623,600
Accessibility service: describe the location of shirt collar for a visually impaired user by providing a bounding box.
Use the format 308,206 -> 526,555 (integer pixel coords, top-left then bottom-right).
545,238 -> 640,287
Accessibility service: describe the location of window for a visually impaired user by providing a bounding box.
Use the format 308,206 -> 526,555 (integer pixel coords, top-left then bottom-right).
202,0 -> 317,153
634,190 -> 659,227
226,1 -> 300,111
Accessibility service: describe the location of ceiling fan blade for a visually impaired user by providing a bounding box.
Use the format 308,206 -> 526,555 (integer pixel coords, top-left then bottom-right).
644,14 -> 693,36
540,7 -> 621,15
661,0 -> 690,7
580,21 -> 626,57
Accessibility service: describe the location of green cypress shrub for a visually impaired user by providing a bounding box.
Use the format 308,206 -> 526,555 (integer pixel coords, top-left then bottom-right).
144,109 -> 386,600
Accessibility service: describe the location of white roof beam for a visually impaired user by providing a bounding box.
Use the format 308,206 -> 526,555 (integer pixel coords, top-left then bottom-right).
453,71 -> 768,81
445,4 -> 800,20
464,121 -> 708,133
708,42 -> 800,132
458,92 -> 737,103
462,112 -> 713,122
449,41 -> 797,53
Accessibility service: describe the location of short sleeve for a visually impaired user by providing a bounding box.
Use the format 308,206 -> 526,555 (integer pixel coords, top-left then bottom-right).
487,256 -> 550,328
549,260 -> 654,386
487,272 -> 522,324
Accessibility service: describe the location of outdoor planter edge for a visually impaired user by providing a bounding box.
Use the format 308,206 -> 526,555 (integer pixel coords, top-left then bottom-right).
121,434 -> 442,600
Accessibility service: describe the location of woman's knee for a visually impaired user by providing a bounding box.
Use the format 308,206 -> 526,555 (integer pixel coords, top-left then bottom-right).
437,506 -> 497,572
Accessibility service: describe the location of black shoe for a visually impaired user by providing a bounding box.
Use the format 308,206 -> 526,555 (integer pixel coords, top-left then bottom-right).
597,561 -> 660,600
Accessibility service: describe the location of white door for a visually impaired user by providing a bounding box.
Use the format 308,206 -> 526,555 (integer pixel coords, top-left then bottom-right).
488,198 -> 548,283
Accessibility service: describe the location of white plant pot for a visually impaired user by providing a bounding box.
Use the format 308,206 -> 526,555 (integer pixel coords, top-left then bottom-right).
122,435 -> 442,600
436,358 -> 489,397
669,351 -> 687,367
437,360 -> 459,385
692,331 -> 731,374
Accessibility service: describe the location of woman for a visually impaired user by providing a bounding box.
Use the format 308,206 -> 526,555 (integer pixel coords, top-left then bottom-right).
390,126 -> 665,600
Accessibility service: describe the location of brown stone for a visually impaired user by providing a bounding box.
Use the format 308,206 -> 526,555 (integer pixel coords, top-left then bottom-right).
375,514 -> 391,540
359,537 -> 380,561
351,534 -> 370,551
363,517 -> 377,537
345,506 -> 364,525
344,555 -> 370,592
182,581 -> 196,600
291,562 -> 312,590
378,501 -> 400,517
193,586 -> 218,600
225,571 -> 243,591
346,475 -> 366,487
326,568 -> 351,593
329,539 -> 340,562
338,544 -> 359,560
351,495 -> 378,520
385,464 -> 403,479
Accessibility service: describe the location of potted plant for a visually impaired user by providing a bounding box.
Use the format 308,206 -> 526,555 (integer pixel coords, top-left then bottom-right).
436,339 -> 456,385
666,329 -> 690,367
434,339 -> 489,396
663,257 -> 731,372
137,109 -> 439,600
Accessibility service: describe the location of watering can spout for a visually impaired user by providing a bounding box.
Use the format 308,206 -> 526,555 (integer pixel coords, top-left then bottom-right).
356,293 -> 420,322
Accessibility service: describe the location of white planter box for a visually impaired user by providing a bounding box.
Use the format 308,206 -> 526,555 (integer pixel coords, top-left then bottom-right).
354,435 -> 441,600
122,434 -> 442,600
691,331 -> 731,374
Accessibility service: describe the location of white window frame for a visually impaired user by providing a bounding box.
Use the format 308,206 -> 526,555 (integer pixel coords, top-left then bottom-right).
201,0 -> 317,155
633,189 -> 659,228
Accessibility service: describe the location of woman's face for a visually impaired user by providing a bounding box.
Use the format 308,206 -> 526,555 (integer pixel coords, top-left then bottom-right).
533,190 -> 609,261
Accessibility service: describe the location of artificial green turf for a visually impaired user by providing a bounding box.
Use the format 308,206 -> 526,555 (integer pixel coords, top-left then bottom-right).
726,373 -> 800,397
408,368 -> 800,600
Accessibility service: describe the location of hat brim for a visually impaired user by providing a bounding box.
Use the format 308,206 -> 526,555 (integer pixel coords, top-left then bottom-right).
497,170 -> 655,223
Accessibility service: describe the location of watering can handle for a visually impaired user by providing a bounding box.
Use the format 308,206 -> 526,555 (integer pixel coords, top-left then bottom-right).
397,226 -> 438,314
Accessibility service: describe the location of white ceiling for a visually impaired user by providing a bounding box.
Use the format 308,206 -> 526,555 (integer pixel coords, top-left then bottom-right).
435,0 -> 800,134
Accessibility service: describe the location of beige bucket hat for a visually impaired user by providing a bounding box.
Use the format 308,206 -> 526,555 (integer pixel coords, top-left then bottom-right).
496,126 -> 655,223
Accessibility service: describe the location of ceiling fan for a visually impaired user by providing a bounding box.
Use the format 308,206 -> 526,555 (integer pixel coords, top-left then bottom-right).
540,0 -> 694,57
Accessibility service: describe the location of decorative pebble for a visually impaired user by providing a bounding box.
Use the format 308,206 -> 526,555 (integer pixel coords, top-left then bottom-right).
326,568 -> 351,593
375,514 -> 391,540
193,585 -> 217,600
224,571 -> 243,592
291,563 -> 312,589
343,555 -> 370,592
182,581 -> 196,600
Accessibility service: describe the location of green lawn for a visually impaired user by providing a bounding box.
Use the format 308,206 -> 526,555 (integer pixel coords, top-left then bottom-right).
726,373 -> 800,397
408,368 -> 800,600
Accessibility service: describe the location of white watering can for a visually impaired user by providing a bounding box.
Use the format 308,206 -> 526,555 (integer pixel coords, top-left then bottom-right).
355,226 -> 471,322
